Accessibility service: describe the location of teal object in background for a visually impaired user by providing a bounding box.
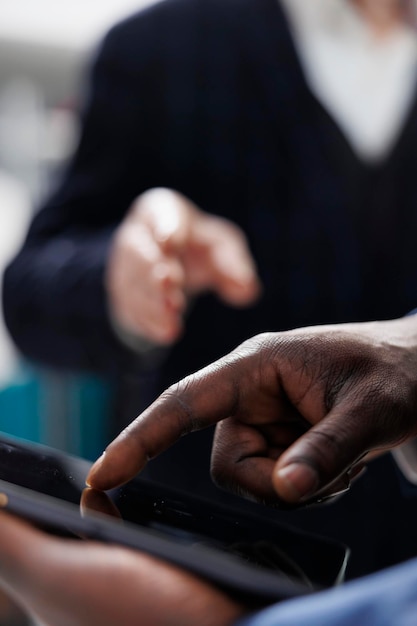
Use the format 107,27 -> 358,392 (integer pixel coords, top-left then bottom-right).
0,363 -> 114,461
0,366 -> 42,443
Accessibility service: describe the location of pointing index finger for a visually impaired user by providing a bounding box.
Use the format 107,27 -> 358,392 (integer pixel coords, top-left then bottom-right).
86,362 -> 241,491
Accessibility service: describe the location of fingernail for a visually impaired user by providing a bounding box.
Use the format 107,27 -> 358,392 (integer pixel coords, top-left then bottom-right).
275,463 -> 320,502
85,452 -> 106,487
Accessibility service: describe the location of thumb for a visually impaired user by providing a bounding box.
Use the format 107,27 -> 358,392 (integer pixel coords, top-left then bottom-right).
272,405 -> 372,504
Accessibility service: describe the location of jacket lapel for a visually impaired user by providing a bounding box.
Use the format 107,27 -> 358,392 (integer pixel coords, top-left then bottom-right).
224,0 -> 310,129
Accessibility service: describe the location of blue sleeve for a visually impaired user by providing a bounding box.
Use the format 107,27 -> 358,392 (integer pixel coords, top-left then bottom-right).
235,556 -> 417,626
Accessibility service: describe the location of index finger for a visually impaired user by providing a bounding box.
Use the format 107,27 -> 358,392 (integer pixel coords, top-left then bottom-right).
86,359 -> 243,491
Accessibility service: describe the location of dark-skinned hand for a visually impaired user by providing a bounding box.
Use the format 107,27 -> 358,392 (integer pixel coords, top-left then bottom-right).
87,315 -> 417,505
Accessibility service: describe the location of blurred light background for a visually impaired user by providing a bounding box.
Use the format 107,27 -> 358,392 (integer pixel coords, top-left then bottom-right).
0,2 -> 156,463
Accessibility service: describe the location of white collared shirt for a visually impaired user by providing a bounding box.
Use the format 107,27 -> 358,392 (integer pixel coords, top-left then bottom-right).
279,0 -> 417,162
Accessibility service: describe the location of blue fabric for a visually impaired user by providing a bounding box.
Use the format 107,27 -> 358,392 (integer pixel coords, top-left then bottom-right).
236,557 -> 417,626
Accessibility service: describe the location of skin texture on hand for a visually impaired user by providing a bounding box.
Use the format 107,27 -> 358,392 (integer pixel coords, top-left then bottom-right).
87,315 -> 417,505
0,511 -> 246,626
106,188 -> 261,345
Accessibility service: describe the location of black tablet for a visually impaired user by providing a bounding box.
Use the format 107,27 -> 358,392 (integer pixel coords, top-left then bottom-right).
0,432 -> 349,603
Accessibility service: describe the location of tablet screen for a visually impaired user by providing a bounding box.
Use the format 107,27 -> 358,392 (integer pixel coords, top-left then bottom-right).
0,433 -> 349,597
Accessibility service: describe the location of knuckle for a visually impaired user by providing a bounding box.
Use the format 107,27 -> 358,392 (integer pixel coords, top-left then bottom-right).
159,382 -> 201,435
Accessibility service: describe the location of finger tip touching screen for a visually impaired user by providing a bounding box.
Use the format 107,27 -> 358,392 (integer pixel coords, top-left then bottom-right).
0,432 -> 350,603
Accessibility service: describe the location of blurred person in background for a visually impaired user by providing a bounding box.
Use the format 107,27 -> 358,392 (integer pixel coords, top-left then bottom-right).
3,0 -> 417,579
